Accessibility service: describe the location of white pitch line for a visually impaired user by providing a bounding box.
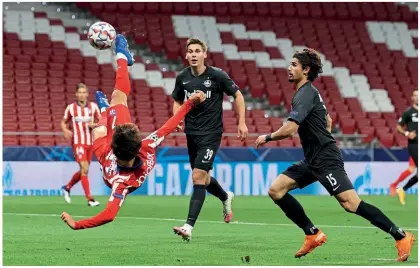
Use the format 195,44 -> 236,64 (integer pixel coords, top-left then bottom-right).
3,213 -> 418,231
369,258 -> 398,261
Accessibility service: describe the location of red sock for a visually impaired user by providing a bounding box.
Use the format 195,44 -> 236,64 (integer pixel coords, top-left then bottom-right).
391,169 -> 412,186
80,175 -> 93,200
66,171 -> 81,190
115,58 -> 130,96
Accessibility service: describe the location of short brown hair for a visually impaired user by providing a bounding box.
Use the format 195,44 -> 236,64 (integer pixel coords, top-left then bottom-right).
76,83 -> 87,92
293,48 -> 323,82
186,38 -> 207,53
111,123 -> 142,161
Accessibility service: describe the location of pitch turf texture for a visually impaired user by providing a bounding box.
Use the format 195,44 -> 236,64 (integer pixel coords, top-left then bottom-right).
3,195 -> 418,266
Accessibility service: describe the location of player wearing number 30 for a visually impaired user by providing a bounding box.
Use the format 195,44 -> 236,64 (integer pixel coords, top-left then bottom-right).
60,34 -> 206,230
255,48 -> 415,261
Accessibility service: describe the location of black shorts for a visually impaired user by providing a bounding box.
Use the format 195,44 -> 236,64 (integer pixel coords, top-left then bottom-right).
283,143 -> 354,195
186,133 -> 222,172
408,143 -> 418,167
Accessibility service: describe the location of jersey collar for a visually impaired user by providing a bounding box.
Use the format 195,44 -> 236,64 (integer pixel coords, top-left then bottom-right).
117,156 -> 143,171
297,81 -> 311,91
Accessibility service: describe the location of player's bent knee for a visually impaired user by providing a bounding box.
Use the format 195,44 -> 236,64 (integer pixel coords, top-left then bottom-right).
192,169 -> 207,185
268,174 -> 297,200
339,200 -> 358,213
336,190 -> 361,213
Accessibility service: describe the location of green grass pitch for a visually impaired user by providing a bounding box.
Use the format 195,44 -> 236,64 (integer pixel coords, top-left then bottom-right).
3,195 -> 418,266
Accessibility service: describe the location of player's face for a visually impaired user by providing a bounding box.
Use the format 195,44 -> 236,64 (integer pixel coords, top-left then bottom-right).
412,90 -> 418,105
186,44 -> 207,68
287,58 -> 308,83
76,87 -> 88,103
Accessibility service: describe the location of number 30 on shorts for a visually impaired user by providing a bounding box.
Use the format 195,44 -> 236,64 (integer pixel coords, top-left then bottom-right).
326,173 -> 337,186
204,149 -> 213,160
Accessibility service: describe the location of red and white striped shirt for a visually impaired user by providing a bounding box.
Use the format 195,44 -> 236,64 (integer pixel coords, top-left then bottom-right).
64,102 -> 100,146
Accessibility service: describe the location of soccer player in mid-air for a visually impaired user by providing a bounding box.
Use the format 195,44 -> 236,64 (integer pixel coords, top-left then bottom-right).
255,48 -> 415,261
61,34 -> 206,230
395,89 -> 418,205
171,38 -> 248,241
61,83 -> 101,207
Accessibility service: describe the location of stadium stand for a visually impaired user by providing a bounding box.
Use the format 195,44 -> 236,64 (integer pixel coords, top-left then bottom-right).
3,2 -> 418,148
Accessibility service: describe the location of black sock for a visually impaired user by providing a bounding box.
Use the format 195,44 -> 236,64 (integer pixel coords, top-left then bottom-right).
274,193 -> 318,235
206,177 -> 228,202
186,185 -> 206,227
403,174 -> 418,191
355,201 -> 406,240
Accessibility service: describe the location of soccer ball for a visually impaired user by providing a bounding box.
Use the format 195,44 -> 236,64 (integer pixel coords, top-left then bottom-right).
87,22 -> 116,50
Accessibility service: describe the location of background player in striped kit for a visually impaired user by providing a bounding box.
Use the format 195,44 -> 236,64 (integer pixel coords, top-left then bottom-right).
61,83 -> 101,207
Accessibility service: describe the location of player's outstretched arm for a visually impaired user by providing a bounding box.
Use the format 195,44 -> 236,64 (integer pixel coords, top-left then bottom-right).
157,92 -> 206,138
255,120 -> 299,148
173,100 -> 185,131
61,190 -> 125,230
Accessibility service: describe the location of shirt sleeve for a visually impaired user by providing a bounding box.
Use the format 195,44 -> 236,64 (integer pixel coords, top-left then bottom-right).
171,76 -> 186,102
218,70 -> 239,96
145,99 -> 196,148
398,110 -> 409,126
287,89 -> 315,125
63,105 -> 72,121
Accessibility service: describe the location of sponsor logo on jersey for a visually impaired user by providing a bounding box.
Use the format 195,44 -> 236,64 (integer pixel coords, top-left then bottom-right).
137,152 -> 155,185
184,89 -> 211,99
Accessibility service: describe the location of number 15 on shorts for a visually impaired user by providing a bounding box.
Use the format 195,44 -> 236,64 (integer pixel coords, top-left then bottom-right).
326,173 -> 337,186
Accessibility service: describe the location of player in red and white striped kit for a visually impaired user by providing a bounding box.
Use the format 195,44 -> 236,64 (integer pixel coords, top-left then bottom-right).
61,83 -> 101,207
61,34 -> 206,230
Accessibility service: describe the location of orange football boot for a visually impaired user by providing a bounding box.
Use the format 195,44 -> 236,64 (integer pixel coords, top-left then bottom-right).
295,230 -> 327,258
396,231 -> 415,262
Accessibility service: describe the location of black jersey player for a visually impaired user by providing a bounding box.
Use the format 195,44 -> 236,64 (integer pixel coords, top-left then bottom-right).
396,89 -> 418,205
255,48 -> 415,261
171,38 -> 248,241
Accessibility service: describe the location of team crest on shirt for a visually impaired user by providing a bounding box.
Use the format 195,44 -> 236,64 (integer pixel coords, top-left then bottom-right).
203,79 -> 212,88
109,109 -> 117,116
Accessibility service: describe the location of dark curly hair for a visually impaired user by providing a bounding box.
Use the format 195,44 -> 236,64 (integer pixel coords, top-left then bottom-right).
293,48 -> 323,82
111,123 -> 142,161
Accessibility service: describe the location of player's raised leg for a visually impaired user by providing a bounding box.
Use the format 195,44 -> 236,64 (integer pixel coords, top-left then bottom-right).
95,33 -> 134,114
95,33 -> 134,133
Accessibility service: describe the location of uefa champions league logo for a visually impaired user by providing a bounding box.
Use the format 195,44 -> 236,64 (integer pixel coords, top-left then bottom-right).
2,163 -> 13,189
354,164 -> 371,194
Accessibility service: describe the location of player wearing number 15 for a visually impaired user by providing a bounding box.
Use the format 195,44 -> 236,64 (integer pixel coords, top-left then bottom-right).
255,48 -> 415,261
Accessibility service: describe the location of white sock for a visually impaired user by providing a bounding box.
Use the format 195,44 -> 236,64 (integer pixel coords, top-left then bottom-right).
116,53 -> 128,61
